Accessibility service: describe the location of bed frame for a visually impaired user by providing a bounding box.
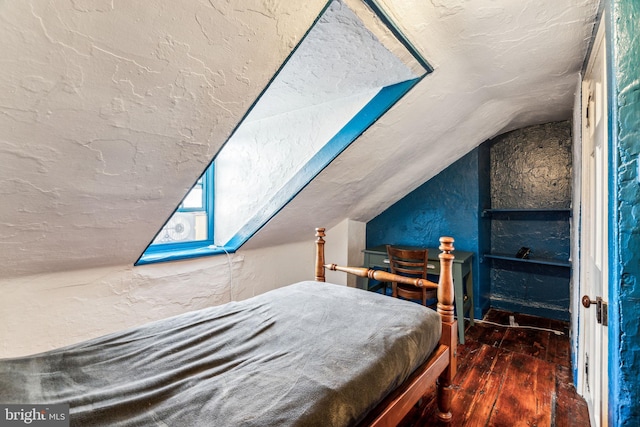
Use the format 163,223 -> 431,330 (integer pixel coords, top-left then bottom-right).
314,228 -> 457,426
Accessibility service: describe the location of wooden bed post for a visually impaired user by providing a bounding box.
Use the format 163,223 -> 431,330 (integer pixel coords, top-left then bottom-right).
315,228 -> 326,282
436,236 -> 457,422
314,228 -> 458,425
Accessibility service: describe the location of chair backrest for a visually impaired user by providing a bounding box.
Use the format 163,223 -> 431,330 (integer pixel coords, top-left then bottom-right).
386,245 -> 429,280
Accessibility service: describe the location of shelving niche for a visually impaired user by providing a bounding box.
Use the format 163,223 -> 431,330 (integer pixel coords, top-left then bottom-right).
483,208 -> 572,268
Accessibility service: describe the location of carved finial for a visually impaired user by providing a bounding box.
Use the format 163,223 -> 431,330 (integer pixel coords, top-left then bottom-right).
437,236 -> 455,324
439,236 -> 454,253
315,228 -> 326,282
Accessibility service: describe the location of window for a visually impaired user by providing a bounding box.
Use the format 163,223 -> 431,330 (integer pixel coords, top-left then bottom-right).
136,0 -> 431,265
137,169 -> 215,264
150,173 -> 212,245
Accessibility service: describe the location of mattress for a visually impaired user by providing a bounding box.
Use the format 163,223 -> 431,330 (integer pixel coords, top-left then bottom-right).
0,281 -> 441,426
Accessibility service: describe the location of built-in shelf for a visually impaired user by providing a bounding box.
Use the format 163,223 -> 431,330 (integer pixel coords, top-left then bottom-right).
483,207 -> 572,269
483,253 -> 571,268
482,208 -> 572,217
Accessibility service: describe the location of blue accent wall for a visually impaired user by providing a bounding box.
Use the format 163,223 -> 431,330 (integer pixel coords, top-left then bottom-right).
366,147 -> 490,319
609,0 -> 640,424
486,121 -> 572,321
367,121 -> 572,322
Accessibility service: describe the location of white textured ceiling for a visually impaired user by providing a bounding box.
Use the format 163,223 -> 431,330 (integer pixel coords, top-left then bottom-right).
0,0 -> 599,278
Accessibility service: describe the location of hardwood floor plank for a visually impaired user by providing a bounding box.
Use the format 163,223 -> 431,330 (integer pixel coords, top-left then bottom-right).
500,327 -> 550,359
399,309 -> 590,427
531,357 -> 557,426
465,322 -> 505,348
451,343 -> 502,425
462,347 -> 511,427
487,353 -> 544,426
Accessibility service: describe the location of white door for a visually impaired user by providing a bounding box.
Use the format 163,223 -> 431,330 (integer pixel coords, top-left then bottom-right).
579,17 -> 609,427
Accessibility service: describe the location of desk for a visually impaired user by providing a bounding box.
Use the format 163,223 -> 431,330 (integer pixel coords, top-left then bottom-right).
362,245 -> 474,344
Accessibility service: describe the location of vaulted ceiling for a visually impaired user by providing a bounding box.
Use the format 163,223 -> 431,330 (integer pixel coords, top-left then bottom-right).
0,0 -> 599,279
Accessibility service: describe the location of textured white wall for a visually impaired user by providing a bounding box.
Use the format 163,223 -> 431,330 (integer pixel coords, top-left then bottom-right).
0,222 -> 355,358
0,236 -> 295,357
322,218 -> 366,287
0,0 -> 326,279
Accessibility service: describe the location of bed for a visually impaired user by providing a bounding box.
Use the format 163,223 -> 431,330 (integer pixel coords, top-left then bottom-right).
0,228 -> 457,426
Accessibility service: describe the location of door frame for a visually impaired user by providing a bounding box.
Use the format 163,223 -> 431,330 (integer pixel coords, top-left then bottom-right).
577,14 -> 609,427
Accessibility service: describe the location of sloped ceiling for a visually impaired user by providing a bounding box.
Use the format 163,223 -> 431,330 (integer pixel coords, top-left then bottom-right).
0,0 -> 599,279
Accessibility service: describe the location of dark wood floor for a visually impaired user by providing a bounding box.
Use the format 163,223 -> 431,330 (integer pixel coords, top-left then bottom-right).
400,309 -> 591,427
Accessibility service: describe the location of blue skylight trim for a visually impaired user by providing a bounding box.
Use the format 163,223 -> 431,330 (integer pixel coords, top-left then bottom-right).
224,78 -> 421,249
136,0 -> 431,266
136,244 -> 234,265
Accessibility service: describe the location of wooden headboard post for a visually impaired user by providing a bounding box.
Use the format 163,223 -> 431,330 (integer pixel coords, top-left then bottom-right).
315,228 -> 457,425
436,236 -> 455,324
315,228 -> 326,282
435,236 -> 457,422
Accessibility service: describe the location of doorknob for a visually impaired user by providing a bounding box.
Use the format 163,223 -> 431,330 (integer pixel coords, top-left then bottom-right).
581,295 -> 597,308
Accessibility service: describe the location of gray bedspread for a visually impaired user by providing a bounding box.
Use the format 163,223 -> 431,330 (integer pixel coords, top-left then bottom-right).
0,281 -> 441,426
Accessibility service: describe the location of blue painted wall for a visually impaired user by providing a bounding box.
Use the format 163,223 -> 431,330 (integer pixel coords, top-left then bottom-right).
367,122 -> 572,321
487,121 -> 572,321
366,146 -> 491,319
608,0 -> 640,424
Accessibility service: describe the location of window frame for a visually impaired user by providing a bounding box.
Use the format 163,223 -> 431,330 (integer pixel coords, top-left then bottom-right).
135,167 -> 227,265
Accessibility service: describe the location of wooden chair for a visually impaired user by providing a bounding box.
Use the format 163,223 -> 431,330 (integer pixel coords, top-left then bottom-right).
386,245 -> 436,306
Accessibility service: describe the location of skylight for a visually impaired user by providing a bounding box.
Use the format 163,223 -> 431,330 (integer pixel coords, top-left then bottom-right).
136,0 -> 431,265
